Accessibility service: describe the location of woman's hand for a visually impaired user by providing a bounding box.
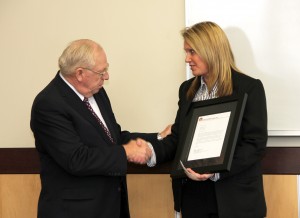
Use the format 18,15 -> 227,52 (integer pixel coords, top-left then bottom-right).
159,124 -> 172,138
184,168 -> 214,181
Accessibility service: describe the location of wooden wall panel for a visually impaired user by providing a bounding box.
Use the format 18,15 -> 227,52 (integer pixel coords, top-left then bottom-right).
0,175 -> 40,218
2,147 -> 300,174
264,175 -> 298,218
1,147 -> 299,218
0,174 -> 298,218
127,174 -> 173,218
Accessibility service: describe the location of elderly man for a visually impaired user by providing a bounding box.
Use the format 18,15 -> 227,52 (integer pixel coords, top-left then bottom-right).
31,39 -> 160,218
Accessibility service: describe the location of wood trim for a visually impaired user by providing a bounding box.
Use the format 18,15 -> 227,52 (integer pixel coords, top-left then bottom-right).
1,147 -> 300,174
0,148 -> 40,174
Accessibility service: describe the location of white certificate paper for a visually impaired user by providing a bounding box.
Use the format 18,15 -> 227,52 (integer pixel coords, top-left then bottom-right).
187,111 -> 231,161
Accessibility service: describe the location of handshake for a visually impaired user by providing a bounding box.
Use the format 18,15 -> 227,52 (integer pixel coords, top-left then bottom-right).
123,124 -> 172,165
123,138 -> 152,165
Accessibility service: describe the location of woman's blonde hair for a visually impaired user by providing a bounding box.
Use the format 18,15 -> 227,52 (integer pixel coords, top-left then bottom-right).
182,21 -> 240,99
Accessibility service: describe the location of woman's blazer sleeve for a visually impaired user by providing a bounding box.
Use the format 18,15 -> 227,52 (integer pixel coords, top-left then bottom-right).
220,76 -> 268,180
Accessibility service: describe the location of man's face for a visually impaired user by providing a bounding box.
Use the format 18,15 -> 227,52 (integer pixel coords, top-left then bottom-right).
81,48 -> 109,97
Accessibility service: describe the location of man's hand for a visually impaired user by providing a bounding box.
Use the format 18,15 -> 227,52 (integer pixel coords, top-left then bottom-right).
123,138 -> 152,164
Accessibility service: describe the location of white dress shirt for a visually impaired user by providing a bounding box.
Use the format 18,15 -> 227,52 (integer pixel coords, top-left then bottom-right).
59,73 -> 109,128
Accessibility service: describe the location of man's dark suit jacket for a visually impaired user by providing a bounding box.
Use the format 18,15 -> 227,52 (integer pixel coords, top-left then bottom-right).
151,70 -> 268,218
31,73 -> 155,218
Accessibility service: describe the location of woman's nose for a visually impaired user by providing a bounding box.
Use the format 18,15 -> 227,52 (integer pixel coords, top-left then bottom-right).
185,53 -> 191,63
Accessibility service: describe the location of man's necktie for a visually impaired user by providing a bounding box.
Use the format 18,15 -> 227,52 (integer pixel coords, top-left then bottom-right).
83,97 -> 114,143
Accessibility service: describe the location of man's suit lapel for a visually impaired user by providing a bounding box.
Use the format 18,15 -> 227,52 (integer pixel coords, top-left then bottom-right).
54,74 -> 115,144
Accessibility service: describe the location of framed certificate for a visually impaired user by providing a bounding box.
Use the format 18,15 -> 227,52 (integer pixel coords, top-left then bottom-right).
171,93 -> 248,178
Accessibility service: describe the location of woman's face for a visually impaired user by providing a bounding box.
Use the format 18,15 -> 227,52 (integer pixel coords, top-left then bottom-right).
184,41 -> 209,78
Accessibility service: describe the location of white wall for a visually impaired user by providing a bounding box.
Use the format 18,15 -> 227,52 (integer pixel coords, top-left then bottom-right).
0,0 -> 186,148
185,0 -> 300,136
185,0 -> 300,148
1,0 -> 298,148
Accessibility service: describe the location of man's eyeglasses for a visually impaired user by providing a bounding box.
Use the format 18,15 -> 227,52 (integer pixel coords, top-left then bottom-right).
81,66 -> 109,77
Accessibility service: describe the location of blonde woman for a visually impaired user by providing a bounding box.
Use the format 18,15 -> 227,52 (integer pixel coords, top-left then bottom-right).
150,22 -> 268,218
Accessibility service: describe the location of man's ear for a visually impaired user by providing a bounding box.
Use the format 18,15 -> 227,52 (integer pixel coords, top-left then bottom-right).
75,68 -> 84,82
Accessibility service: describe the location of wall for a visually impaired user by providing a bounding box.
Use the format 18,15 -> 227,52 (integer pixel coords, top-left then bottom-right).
184,0 -> 300,149
0,1 -> 299,218
185,0 -> 300,136
0,0 -> 185,148
0,174 -> 297,218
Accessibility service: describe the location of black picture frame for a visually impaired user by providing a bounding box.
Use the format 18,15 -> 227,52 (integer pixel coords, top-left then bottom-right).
171,93 -> 248,178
